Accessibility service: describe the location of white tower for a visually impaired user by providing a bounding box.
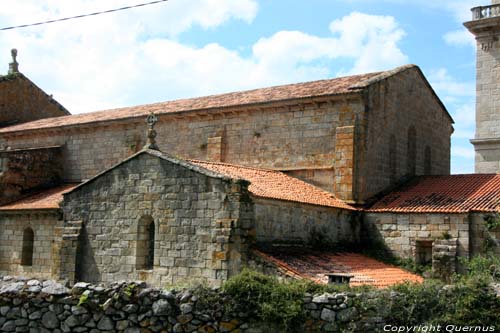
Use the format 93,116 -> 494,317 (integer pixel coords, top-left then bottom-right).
465,0 -> 500,172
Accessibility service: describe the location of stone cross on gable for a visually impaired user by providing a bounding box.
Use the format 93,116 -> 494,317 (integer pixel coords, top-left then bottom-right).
8,49 -> 19,75
144,112 -> 159,150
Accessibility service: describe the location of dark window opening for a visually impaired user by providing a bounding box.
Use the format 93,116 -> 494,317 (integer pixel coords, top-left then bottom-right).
136,216 -> 155,270
416,240 -> 433,266
21,227 -> 34,266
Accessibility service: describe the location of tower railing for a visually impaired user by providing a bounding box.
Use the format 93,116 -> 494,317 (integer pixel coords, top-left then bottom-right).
471,4 -> 500,20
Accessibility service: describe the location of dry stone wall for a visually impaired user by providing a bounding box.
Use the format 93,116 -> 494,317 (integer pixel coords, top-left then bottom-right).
0,277 -> 384,333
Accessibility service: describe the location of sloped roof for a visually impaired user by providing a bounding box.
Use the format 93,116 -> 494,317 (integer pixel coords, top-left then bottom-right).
0,184 -> 78,211
255,248 -> 423,288
190,159 -> 354,210
368,174 -> 500,213
0,65 -> 421,135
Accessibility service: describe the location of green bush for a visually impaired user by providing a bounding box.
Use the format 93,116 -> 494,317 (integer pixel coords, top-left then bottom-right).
386,254 -> 500,327
223,269 -> 307,330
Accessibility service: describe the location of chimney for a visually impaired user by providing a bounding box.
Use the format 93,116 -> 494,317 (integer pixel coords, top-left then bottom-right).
8,49 -> 19,75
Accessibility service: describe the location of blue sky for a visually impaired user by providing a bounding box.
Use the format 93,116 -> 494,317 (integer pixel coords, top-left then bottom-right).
0,0 -> 484,173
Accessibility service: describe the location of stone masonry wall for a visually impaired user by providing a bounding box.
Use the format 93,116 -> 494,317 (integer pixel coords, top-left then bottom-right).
0,74 -> 68,127
0,212 -> 62,279
0,147 -> 63,205
363,213 -> 470,260
254,198 -> 359,246
470,213 -> 500,256
359,67 -> 452,201
61,151 -> 254,287
0,95 -> 365,196
0,277 -> 386,333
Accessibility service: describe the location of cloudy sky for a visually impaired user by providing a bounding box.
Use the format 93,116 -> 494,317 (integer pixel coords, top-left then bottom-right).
0,0 -> 483,173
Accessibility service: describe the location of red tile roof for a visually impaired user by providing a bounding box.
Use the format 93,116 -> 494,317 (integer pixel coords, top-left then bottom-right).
0,70 -> 387,134
0,184 -> 78,211
368,174 -> 500,213
189,159 -> 354,210
254,248 -> 423,288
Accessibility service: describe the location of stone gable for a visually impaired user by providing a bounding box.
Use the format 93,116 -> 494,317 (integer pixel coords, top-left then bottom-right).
60,150 -> 254,287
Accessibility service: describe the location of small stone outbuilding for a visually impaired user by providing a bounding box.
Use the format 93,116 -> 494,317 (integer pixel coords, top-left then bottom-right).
364,174 -> 500,278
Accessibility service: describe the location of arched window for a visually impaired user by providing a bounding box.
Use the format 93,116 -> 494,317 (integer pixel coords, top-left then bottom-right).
21,227 -> 34,266
424,146 -> 432,175
407,126 -> 416,176
136,216 -> 155,270
389,134 -> 397,182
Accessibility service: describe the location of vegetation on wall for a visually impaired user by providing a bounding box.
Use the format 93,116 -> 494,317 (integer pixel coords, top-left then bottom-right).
220,254 -> 500,331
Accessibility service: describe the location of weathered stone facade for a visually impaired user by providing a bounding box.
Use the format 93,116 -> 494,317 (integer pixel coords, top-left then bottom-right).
0,146 -> 63,205
0,60 -> 470,287
60,150 -> 254,287
363,212 -> 500,274
254,198 -> 359,245
0,212 -> 62,279
0,65 -> 452,204
0,73 -> 68,128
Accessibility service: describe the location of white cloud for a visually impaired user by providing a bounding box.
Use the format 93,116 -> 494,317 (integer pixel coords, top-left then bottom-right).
444,29 -> 476,48
0,6 -> 408,113
428,68 -> 475,98
452,146 -> 475,159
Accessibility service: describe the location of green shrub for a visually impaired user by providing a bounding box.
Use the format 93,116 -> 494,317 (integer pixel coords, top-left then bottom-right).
387,280 -> 445,326
223,269 -> 307,330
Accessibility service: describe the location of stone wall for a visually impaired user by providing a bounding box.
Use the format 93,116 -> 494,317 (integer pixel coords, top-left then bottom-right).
0,74 -> 68,127
254,198 -> 359,246
0,277 -> 383,333
0,68 -> 453,204
0,212 -> 62,279
61,151 -> 254,287
0,146 -> 63,205
470,213 -> 500,256
359,67 -> 452,202
363,213 -> 470,260
0,95 -> 365,196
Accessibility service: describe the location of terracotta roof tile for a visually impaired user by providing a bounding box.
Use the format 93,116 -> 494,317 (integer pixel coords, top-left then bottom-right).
0,71 -> 387,134
254,248 -> 423,288
368,174 -> 500,213
189,159 -> 354,210
0,184 -> 79,211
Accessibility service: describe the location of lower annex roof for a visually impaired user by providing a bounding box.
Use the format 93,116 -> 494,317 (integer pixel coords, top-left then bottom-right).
368,174 -> 500,213
0,184 -> 78,211
254,247 -> 423,288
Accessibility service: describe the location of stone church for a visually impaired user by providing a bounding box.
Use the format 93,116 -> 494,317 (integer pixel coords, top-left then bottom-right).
0,1 -> 499,287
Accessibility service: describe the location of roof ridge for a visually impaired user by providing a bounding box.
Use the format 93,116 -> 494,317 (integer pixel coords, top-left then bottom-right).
0,65 -> 410,134
188,159 -> 282,174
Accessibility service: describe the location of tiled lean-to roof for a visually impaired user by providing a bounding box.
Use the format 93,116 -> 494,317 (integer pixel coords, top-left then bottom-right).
190,159 -> 354,210
0,66 -> 424,135
368,174 -> 500,213
255,248 -> 423,288
0,184 -> 78,211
